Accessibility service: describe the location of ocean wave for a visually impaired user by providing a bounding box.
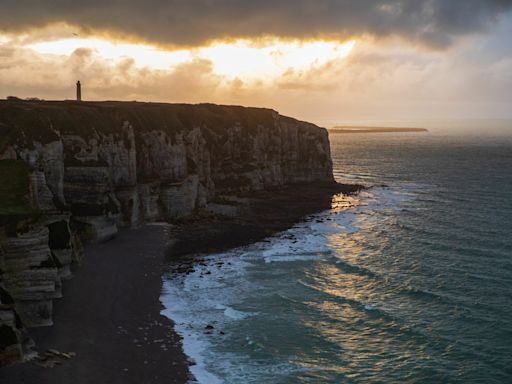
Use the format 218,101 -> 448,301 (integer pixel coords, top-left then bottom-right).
215,304 -> 257,320
264,254 -> 323,263
334,258 -> 380,279
401,284 -> 445,302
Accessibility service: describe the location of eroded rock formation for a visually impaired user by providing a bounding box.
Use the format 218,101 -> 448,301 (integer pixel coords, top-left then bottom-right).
0,100 -> 333,365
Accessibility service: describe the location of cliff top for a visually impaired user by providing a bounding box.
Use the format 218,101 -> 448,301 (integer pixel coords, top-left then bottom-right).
0,100 -> 321,153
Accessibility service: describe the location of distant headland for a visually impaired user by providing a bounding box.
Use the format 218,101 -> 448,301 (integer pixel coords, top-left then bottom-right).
329,126 -> 428,134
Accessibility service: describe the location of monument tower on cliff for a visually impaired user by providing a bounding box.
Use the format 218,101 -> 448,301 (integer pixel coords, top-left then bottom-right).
76,80 -> 82,102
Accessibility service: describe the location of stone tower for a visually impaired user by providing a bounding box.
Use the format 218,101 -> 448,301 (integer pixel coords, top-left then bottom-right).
76,80 -> 82,102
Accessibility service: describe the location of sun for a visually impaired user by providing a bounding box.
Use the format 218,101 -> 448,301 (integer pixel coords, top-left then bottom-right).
198,39 -> 356,80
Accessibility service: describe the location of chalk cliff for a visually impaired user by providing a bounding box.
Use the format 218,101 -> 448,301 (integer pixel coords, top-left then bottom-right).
0,100 -> 333,365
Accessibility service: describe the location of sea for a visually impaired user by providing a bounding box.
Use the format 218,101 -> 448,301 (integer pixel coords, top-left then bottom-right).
161,120 -> 512,384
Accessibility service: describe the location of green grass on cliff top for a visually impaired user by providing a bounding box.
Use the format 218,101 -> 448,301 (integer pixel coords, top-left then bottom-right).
0,159 -> 34,217
0,100 -> 315,152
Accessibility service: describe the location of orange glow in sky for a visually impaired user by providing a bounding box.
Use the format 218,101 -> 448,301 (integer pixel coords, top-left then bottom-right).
25,37 -> 355,81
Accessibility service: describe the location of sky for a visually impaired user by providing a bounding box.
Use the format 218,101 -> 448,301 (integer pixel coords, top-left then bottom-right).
1,0 -> 512,126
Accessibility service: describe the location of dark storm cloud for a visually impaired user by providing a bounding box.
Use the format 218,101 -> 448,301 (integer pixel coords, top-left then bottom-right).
1,0 -> 511,47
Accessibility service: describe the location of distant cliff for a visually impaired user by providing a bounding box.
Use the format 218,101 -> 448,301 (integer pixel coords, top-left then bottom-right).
0,100 -> 333,365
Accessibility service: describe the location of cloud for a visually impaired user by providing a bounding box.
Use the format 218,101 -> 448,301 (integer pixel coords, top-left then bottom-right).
0,1 -> 511,48
0,43 -> 226,102
1,11 -> 512,122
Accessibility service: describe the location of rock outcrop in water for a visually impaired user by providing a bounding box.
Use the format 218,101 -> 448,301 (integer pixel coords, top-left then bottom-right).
0,100 -> 333,365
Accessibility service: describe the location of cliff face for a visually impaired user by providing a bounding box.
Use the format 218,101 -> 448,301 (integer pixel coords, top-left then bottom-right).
0,100 -> 333,364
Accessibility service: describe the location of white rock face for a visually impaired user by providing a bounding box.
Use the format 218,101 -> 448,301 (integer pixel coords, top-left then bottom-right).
0,102 -> 334,364
1,226 -> 59,327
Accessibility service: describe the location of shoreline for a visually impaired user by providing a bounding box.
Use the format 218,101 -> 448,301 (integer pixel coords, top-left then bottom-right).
0,182 -> 361,384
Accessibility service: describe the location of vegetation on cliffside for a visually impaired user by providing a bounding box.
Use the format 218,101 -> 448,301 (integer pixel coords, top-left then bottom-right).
0,159 -> 34,218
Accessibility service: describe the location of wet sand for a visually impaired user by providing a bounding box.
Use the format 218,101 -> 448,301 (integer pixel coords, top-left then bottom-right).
0,182 -> 361,384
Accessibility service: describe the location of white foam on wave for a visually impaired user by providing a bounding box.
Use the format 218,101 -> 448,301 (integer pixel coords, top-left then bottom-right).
224,306 -> 255,320
258,225 -> 335,264
364,184 -> 423,211
160,248 -> 263,383
264,255 -> 321,263
214,303 -> 256,319
161,280 -> 224,384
